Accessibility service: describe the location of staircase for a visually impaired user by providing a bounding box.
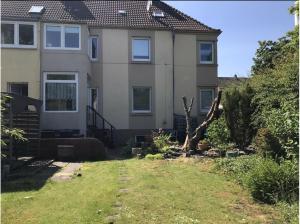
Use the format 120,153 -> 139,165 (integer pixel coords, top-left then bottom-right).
86,106 -> 116,147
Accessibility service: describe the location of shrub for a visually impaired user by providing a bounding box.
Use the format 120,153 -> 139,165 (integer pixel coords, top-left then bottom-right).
152,129 -> 172,150
246,159 -> 299,204
223,83 -> 255,149
215,155 -> 263,184
254,128 -> 285,160
145,153 -> 164,160
207,115 -> 231,148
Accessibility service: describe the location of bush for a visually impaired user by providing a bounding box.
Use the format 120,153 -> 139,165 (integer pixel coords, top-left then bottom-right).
254,128 -> 285,160
145,153 -> 164,160
246,159 -> 298,204
207,115 -> 231,148
152,129 -> 172,150
223,83 -> 255,149
215,155 -> 263,184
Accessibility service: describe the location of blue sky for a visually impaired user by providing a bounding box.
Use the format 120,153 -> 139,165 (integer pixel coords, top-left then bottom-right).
165,1 -> 295,77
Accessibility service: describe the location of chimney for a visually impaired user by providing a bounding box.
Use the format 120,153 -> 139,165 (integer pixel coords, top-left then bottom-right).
147,0 -> 152,12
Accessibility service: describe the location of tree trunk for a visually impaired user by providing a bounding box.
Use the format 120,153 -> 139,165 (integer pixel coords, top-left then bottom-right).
182,90 -> 222,152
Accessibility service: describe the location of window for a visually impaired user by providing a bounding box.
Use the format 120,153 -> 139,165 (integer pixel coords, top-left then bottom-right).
89,36 -> 98,60
132,38 -> 150,61
1,23 -> 14,45
8,83 -> 28,96
44,73 -> 78,112
19,24 -> 34,45
45,24 -> 80,49
1,21 -> 36,48
132,87 -> 151,113
200,88 -> 215,112
199,42 -> 214,64
46,25 -> 61,47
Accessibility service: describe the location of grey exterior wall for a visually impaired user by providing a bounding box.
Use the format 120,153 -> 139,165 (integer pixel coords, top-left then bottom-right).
40,23 -> 91,135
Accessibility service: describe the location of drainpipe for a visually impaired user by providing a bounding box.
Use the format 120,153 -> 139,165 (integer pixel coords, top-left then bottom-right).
172,30 -> 175,129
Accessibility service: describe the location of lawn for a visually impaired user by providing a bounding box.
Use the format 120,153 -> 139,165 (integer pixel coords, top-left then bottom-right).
2,158 -> 283,223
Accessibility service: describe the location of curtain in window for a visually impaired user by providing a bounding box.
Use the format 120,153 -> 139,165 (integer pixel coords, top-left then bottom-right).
45,83 -> 76,111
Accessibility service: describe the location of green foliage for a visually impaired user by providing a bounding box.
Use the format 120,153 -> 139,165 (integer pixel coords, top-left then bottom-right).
215,155 -> 263,184
207,115 -> 231,148
223,83 -> 255,149
254,128 -> 285,160
1,95 -> 26,147
145,153 -> 164,160
277,202 -> 299,224
152,129 -> 172,150
215,156 -> 299,204
250,27 -> 299,156
246,159 -> 299,204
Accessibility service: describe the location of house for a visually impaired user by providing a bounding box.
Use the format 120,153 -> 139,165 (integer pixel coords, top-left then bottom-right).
1,0 -> 221,145
218,75 -> 248,89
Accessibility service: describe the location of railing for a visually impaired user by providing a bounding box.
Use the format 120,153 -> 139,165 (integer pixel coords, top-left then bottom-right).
86,105 -> 116,145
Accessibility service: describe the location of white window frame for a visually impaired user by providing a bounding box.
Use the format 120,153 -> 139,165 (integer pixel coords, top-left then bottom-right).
44,23 -> 81,50
199,41 -> 214,64
199,88 -> 215,113
88,36 -> 98,61
43,72 -> 79,113
132,37 -> 151,62
1,21 -> 37,48
132,87 -> 152,113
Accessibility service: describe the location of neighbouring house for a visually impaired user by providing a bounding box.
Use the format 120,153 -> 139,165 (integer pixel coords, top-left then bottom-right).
218,75 -> 248,89
1,0 -> 221,145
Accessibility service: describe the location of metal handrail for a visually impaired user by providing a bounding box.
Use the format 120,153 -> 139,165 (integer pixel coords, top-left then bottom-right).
86,105 -> 116,145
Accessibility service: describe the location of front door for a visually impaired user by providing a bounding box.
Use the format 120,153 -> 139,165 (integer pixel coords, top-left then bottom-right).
8,83 -> 28,96
88,88 -> 98,110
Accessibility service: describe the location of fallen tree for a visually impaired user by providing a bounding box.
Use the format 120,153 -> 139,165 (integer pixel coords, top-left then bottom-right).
182,90 -> 222,152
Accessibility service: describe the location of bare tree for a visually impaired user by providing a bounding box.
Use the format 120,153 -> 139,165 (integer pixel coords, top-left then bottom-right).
182,90 -> 222,152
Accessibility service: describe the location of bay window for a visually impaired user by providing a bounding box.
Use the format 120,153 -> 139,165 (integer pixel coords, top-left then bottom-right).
132,38 -> 150,61
199,42 -> 214,64
1,21 -> 36,47
44,73 -> 78,112
200,88 -> 214,112
45,24 -> 80,49
132,87 -> 151,113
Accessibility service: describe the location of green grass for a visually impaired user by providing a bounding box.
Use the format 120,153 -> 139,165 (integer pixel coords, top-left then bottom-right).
2,159 -> 283,223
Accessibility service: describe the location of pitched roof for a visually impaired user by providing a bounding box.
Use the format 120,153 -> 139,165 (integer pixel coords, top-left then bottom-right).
218,76 -> 248,88
1,0 -> 221,33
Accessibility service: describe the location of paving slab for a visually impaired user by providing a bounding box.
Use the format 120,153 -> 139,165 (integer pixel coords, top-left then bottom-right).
51,162 -> 82,182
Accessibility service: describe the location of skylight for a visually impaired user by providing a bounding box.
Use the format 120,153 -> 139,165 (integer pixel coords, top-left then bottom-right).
118,10 -> 127,15
152,11 -> 165,18
29,6 -> 45,14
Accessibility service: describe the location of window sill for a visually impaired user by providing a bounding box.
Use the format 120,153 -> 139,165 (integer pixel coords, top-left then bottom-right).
130,61 -> 152,64
1,45 -> 37,49
197,63 -> 218,67
130,112 -> 153,116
